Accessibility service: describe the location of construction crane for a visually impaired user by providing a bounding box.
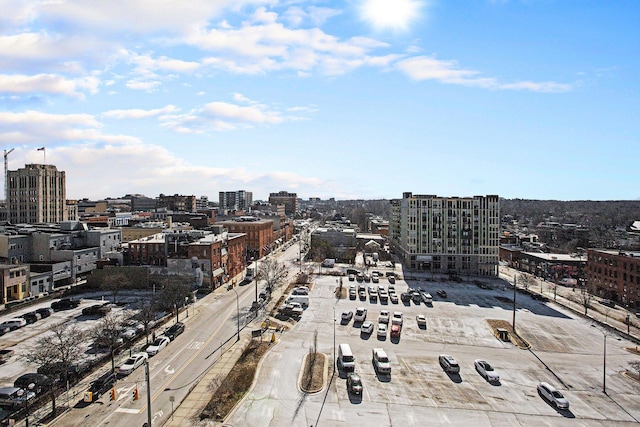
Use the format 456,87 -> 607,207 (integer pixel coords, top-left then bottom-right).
4,148 -> 13,222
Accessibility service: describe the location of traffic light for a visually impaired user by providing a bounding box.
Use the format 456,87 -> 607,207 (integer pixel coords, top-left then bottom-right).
110,387 -> 116,401
133,387 -> 139,400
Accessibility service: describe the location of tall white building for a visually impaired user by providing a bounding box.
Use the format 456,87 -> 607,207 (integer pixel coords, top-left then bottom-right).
219,190 -> 253,212
389,192 -> 500,276
8,164 -> 67,224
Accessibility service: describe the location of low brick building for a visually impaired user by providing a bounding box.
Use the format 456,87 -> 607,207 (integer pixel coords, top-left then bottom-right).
586,249 -> 640,308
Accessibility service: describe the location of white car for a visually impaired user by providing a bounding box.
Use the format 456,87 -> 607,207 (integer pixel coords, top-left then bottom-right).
117,352 -> 148,375
474,359 -> 500,382
354,307 -> 367,322
537,382 -> 569,409
146,336 -> 170,356
377,323 -> 387,338
361,321 -> 374,334
378,310 -> 390,324
416,315 -> 427,328
391,311 -> 403,326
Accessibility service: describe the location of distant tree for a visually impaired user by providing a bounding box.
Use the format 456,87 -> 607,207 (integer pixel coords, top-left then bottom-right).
518,273 -> 536,291
157,276 -> 192,323
21,323 -> 85,415
578,288 -> 593,316
91,312 -> 126,373
258,257 -> 288,293
135,297 -> 158,345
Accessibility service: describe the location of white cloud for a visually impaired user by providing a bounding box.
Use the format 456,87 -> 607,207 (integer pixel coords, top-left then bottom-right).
159,96 -> 312,133
0,110 -> 141,146
395,56 -> 573,92
0,73 -> 99,97
102,105 -> 179,120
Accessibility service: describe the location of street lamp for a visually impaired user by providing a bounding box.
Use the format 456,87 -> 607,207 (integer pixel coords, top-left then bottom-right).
185,296 -> 189,318
232,287 -> 241,342
16,382 -> 35,427
332,305 -> 336,375
591,325 -> 620,394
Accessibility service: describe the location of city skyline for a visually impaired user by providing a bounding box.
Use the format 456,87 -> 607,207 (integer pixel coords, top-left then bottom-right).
1,1 -> 638,201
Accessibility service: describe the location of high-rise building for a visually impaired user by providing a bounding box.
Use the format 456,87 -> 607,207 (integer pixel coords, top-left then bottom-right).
268,191 -> 298,215
389,192 -> 500,276
7,164 -> 66,224
219,190 -> 252,212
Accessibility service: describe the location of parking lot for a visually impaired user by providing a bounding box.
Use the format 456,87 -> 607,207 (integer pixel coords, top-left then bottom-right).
227,270 -> 640,426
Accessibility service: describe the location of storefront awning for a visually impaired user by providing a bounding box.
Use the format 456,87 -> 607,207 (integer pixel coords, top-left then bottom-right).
212,268 -> 224,277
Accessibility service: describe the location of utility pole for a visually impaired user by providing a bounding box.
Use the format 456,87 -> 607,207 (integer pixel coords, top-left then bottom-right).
4,148 -> 14,222
145,360 -> 152,427
512,275 -> 517,333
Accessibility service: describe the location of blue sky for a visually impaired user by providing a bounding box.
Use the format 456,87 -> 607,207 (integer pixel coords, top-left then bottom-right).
1,0 -> 638,201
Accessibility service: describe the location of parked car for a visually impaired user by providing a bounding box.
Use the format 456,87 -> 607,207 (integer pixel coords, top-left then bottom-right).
341,311 -> 353,324
358,289 -> 367,300
117,352 -> 148,376
378,310 -> 390,323
0,318 -> 26,331
165,322 -> 185,341
537,382 -> 569,409
82,304 -> 105,316
21,312 -> 41,324
35,307 -> 54,318
439,354 -> 460,374
416,315 -> 427,328
354,307 -> 367,323
0,387 -> 36,409
388,275 -> 396,284
377,323 -> 387,338
120,328 -> 138,341
400,292 -> 411,303
372,348 -> 391,375
14,373 -> 54,395
87,371 -> 117,401
51,298 -> 81,311
437,290 -> 447,298
389,292 -> 398,304
391,311 -> 403,326
360,321 -> 374,335
390,324 -> 401,338
346,372 -> 363,395
474,360 -> 500,382
420,291 -> 433,304
348,274 -> 355,281
0,325 -> 10,336
146,336 -> 170,356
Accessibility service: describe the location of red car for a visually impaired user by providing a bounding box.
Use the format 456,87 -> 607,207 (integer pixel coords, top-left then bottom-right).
390,324 -> 401,338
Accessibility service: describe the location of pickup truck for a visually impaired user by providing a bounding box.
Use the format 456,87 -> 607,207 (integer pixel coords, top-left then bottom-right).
0,349 -> 15,364
279,304 -> 303,317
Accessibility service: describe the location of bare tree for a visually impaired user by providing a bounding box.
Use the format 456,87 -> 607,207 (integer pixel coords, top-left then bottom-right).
135,297 -> 158,345
157,276 -> 192,323
518,273 -> 536,292
578,288 -> 593,316
91,312 -> 126,373
21,323 -> 86,415
257,257 -> 288,294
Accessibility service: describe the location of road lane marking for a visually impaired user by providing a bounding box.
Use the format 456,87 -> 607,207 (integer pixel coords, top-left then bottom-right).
115,408 -> 138,414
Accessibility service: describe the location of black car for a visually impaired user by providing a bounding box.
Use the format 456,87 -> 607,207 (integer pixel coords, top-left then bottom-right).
88,371 -> 117,400
21,312 -> 41,324
51,298 -> 81,311
14,373 -> 54,395
35,307 -> 53,318
165,322 -> 185,341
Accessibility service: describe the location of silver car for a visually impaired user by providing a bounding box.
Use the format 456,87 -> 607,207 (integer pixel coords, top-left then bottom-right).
0,387 -> 36,409
537,382 -> 569,409
474,359 -> 500,382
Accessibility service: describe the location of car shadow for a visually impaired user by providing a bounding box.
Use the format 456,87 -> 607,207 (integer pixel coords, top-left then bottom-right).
374,371 -> 391,382
417,324 -> 427,330
376,335 -> 387,341
348,392 -> 363,404
390,335 -> 401,344
445,372 -> 463,383
360,332 -> 372,340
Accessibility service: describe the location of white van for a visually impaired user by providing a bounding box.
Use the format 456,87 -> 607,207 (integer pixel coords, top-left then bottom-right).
338,343 -> 355,372
286,294 -> 309,308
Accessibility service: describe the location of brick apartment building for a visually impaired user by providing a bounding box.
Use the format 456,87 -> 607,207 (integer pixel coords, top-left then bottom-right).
587,249 -> 640,309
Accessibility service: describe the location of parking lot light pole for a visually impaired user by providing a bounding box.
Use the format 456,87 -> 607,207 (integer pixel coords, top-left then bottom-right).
592,324 -> 607,394
512,275 -> 517,333
333,305 -> 336,375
